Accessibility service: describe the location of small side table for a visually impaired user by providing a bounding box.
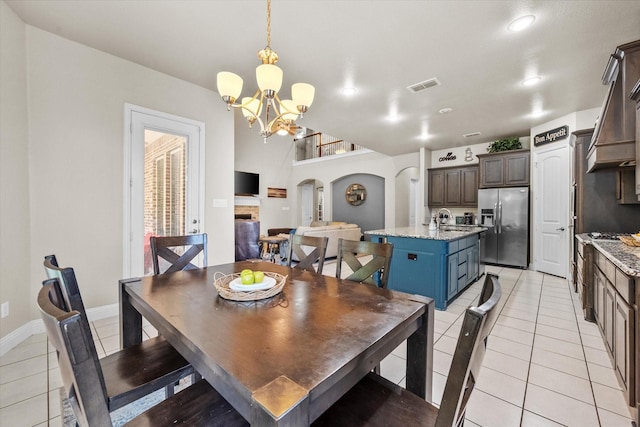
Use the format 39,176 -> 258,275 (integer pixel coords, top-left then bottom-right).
258,235 -> 288,263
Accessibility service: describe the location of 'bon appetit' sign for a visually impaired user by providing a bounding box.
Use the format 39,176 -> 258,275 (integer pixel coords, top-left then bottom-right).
534,125 -> 569,146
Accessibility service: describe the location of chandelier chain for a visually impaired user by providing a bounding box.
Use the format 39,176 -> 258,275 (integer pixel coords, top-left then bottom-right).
266,0 -> 271,48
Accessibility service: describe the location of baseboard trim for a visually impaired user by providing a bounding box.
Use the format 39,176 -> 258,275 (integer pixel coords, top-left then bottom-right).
0,303 -> 119,356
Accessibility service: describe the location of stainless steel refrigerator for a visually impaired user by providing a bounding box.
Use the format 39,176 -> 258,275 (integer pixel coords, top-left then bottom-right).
478,187 -> 529,268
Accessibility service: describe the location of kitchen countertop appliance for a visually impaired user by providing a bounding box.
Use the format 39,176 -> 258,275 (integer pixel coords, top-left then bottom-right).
478,187 -> 529,268
463,212 -> 474,225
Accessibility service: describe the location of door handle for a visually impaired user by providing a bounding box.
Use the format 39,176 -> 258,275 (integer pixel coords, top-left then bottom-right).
556,227 -> 565,231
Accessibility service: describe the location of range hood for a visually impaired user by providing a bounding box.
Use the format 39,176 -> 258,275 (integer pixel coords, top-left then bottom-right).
587,40 -> 639,172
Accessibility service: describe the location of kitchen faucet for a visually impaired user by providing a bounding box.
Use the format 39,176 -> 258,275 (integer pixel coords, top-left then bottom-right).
436,207 -> 452,227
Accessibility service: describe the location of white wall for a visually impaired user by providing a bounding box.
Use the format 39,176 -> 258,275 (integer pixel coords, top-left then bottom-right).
430,141 -> 490,168
0,2 -> 31,337
393,153 -> 421,227
1,23 -> 235,332
576,108 -> 600,130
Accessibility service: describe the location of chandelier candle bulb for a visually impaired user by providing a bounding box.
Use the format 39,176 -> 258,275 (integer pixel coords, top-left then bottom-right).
217,72 -> 243,107
292,83 -> 315,114
256,64 -> 283,94
241,97 -> 262,124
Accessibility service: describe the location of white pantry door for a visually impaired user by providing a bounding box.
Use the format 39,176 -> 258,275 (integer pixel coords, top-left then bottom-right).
534,145 -> 570,277
123,104 -> 205,277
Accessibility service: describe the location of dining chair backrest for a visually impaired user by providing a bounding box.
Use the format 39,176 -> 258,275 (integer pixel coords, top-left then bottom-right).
43,255 -> 90,331
286,234 -> 329,274
336,239 -> 393,288
150,233 -> 208,274
38,279 -> 112,427
435,273 -> 501,427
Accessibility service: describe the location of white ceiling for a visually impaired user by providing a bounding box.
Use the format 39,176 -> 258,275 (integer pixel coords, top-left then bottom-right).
6,0 -> 640,156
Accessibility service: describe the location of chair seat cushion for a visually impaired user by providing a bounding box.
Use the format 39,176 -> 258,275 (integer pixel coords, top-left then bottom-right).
125,379 -> 248,427
102,336 -> 194,410
312,372 -> 438,427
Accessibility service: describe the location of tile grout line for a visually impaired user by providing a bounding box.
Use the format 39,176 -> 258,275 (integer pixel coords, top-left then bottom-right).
567,277 -> 604,426
513,270 -> 542,427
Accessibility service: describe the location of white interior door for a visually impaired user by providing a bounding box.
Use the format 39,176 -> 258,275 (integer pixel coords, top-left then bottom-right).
534,145 -> 569,277
124,104 -> 204,277
300,184 -> 314,226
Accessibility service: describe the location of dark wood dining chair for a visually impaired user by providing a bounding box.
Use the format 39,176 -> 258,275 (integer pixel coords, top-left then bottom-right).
312,273 -> 502,427
38,280 -> 248,427
150,233 -> 208,274
286,234 -> 329,274
336,238 -> 393,288
43,255 -> 193,406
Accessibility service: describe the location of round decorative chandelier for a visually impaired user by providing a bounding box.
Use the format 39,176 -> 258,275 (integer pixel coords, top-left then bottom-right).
216,0 -> 315,142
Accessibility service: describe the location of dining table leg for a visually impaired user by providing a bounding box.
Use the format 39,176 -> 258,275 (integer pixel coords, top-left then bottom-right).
119,278 -> 143,349
405,296 -> 434,402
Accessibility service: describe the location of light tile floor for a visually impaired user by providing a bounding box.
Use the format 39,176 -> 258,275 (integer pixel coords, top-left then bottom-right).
0,265 -> 634,426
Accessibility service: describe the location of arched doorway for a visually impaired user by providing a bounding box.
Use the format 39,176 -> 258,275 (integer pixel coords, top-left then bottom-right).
332,174 -> 384,232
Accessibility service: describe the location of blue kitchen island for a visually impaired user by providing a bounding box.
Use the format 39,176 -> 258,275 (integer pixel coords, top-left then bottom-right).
366,226 -> 486,310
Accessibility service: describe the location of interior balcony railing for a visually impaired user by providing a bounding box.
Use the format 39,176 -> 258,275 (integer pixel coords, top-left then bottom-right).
294,132 -> 367,161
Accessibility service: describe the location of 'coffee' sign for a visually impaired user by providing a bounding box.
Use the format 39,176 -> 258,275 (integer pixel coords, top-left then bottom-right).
534,125 -> 569,146
438,152 -> 457,162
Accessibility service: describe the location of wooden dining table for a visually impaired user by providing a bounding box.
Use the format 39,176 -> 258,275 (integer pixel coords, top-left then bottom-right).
119,261 -> 434,426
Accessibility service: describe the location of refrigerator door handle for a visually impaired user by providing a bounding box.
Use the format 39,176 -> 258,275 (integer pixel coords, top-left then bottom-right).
498,201 -> 502,234
493,202 -> 498,233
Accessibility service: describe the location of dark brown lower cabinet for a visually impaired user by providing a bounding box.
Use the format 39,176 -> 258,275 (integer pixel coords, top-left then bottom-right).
591,248 -> 636,409
615,294 -> 633,393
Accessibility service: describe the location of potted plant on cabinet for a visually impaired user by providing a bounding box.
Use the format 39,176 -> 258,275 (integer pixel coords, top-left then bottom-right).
487,137 -> 522,153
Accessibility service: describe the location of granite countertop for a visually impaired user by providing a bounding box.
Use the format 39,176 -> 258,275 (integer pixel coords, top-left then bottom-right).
365,225 -> 486,241
576,233 -> 640,277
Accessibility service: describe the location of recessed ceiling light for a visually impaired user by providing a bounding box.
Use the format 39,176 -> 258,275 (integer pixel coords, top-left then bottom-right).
439,107 -> 453,114
531,110 -> 545,118
508,15 -> 536,32
522,76 -> 542,86
341,87 -> 357,96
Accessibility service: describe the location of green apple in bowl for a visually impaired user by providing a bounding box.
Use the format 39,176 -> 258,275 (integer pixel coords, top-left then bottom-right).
253,271 -> 264,283
240,273 -> 254,285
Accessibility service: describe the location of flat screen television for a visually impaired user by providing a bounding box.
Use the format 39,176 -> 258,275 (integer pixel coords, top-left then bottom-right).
234,171 -> 259,195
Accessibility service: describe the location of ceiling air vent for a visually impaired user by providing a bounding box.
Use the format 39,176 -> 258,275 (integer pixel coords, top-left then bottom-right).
463,132 -> 481,138
406,78 -> 441,93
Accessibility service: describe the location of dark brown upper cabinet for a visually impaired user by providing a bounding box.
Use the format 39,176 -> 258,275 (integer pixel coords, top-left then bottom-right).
427,166 -> 478,207
477,149 -> 530,188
